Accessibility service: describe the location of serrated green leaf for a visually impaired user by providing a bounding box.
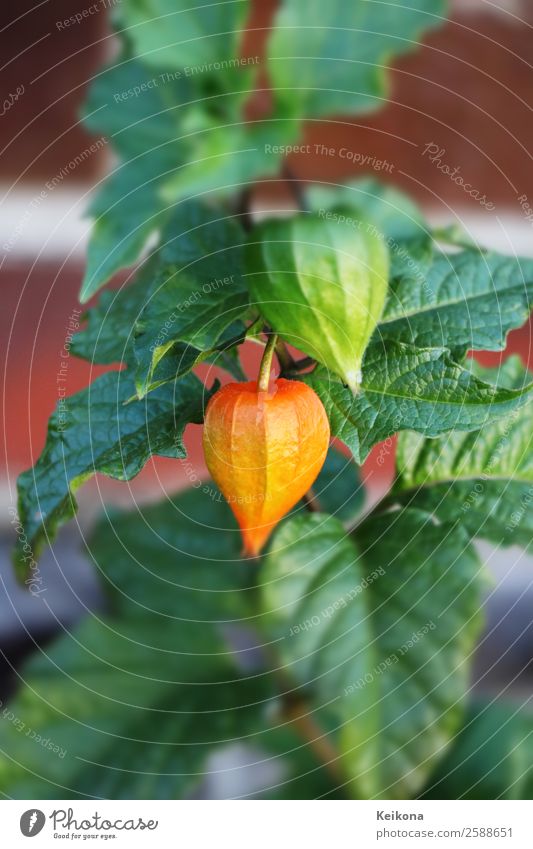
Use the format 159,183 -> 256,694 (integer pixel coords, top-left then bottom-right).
379,248 -> 533,352
385,236 -> 435,287
74,233 -> 179,367
306,178 -> 427,242
74,203 -> 250,392
73,285 -> 246,396
14,371 -> 209,575
268,0 -> 448,118
134,322 -> 248,399
260,508 -> 483,798
71,279 -> 150,366
432,222 -> 480,250
247,211 -> 389,390
393,358 -> 533,549
132,204 -> 249,395
303,343 -> 533,464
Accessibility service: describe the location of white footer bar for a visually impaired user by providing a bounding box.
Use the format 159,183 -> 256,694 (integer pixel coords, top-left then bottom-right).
1,799 -> 532,848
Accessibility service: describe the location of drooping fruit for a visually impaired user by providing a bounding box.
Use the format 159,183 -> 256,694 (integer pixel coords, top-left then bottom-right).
202,378 -> 330,556
246,209 -> 389,392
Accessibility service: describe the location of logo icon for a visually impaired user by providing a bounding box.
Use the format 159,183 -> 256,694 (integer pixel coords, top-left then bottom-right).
20,810 -> 46,837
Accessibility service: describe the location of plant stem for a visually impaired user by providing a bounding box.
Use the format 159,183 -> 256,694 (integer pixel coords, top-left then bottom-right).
275,338 -> 296,372
265,655 -> 346,788
235,187 -> 254,232
255,628 -> 346,791
286,356 -> 316,375
284,697 -> 346,786
258,333 -> 278,392
282,162 -> 310,212
302,488 -> 320,512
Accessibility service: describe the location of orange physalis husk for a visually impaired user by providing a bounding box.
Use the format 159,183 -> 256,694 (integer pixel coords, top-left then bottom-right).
202,378 -> 330,556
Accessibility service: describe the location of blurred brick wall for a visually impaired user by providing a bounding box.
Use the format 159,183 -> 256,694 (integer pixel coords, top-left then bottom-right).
1,0 -> 108,183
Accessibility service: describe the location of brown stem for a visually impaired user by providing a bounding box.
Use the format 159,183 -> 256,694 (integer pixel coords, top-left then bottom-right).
258,642 -> 346,791
283,698 -> 346,785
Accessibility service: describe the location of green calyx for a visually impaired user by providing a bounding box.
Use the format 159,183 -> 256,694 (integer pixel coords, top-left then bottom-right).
246,208 -> 390,391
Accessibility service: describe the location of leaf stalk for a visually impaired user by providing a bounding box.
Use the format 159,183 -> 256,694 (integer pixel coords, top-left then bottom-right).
258,333 -> 278,392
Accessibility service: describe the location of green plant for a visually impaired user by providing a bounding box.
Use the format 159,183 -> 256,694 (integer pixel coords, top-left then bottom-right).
5,0 -> 533,799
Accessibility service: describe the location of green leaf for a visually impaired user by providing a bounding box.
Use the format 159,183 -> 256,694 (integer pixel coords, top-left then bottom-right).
161,120 -> 296,203
116,0 -> 250,79
80,55 -> 292,297
1,486 -> 344,800
81,164 -> 170,303
393,358 -> 533,549
432,222 -> 480,250
80,56 -> 196,300
379,248 -> 533,352
133,204 -> 249,396
385,235 -> 435,289
1,487 -> 279,799
0,632 -> 267,799
91,485 -> 251,624
303,344 -> 533,464
14,371 -> 209,575
306,178 -> 427,242
134,323 -> 248,399
260,508 -> 483,798
247,211 -> 389,391
268,0 -> 448,118
422,701 -> 533,799
83,56 -> 192,161
71,279 -> 150,366
312,446 -> 365,522
74,203 -> 250,392
74,221 -> 192,367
